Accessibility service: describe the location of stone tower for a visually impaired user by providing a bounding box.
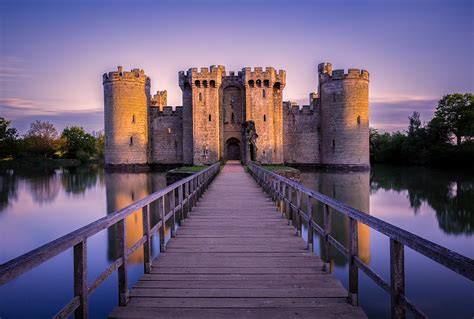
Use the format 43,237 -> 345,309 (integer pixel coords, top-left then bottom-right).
103,66 -> 150,165
179,66 -> 225,165
243,67 -> 286,164
318,63 -> 369,168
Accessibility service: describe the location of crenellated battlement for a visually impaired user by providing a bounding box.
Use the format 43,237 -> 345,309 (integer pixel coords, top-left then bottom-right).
318,62 -> 369,83
179,65 -> 226,89
103,66 -> 150,85
283,101 -> 315,115
242,67 -> 286,88
150,90 -> 167,110
150,106 -> 183,117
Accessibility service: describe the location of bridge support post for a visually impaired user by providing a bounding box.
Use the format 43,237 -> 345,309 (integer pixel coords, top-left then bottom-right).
287,187 -> 293,226
295,190 -> 302,236
73,240 -> 88,318
142,205 -> 151,274
322,204 -> 331,272
348,217 -> 358,306
306,195 -> 314,252
159,197 -> 166,252
178,185 -> 184,226
117,219 -> 129,306
170,190 -> 176,238
390,239 -> 405,319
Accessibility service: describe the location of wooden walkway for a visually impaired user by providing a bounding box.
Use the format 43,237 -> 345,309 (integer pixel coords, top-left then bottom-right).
109,161 -> 366,318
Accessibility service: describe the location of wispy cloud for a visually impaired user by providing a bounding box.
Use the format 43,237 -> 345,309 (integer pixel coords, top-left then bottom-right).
370,96 -> 438,132
0,96 -> 103,134
0,56 -> 30,82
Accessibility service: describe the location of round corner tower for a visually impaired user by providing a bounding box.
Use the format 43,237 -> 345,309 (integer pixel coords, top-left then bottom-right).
318,62 -> 370,168
103,66 -> 150,165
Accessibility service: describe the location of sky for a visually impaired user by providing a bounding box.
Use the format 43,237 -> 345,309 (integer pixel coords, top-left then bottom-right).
0,0 -> 472,134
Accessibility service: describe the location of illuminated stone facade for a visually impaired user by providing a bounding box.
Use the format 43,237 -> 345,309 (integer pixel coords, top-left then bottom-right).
103,62 -> 369,168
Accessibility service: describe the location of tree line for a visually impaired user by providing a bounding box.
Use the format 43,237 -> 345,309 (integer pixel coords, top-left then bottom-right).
370,93 -> 473,166
0,119 -> 104,162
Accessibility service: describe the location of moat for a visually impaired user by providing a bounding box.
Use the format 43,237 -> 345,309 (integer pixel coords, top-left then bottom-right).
0,165 -> 472,318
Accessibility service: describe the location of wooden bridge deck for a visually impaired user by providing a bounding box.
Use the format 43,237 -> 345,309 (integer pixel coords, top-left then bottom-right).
109,161 -> 366,318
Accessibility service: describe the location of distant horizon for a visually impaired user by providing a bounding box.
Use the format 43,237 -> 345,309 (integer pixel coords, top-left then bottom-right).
1,0 -> 472,134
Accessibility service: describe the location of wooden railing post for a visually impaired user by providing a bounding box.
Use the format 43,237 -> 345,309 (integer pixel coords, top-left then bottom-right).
306,195 -> 313,251
73,240 -> 88,318
117,219 -> 128,306
295,190 -> 302,236
170,189 -> 176,238
184,182 -> 190,219
322,204 -> 332,271
142,205 -> 151,274
390,239 -> 406,319
348,217 -> 358,306
287,187 -> 293,226
178,185 -> 184,226
282,184 -> 288,219
159,196 -> 166,252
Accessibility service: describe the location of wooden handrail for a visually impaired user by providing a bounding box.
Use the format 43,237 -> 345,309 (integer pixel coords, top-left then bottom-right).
0,162 -> 220,319
248,163 -> 474,318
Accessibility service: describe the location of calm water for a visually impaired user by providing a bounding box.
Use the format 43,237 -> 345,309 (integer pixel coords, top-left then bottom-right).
0,164 -> 473,318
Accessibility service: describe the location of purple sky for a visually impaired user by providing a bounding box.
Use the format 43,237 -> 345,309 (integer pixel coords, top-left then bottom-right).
0,0 -> 472,134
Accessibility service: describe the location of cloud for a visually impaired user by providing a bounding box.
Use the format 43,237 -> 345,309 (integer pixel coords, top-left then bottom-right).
370,96 -> 438,132
0,56 -> 30,82
0,96 -> 103,134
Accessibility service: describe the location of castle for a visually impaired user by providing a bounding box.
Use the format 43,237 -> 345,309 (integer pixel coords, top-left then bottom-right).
103,62 -> 369,168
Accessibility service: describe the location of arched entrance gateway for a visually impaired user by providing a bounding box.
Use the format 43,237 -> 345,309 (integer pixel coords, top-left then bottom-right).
225,138 -> 241,160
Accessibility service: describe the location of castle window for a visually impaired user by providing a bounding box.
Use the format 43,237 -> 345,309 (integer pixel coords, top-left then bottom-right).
264,80 -> 270,87
131,191 -> 135,201
209,114 -> 212,121
248,80 -> 254,87
130,136 -> 134,145
168,128 -> 171,134
357,115 -> 361,125
231,112 -> 234,123
175,140 -> 178,148
273,82 -> 281,90
263,114 -> 266,122
195,80 -> 201,87
119,72 -> 123,77
256,79 -> 262,87
203,80 -> 208,88
262,89 -> 266,98
210,80 -> 216,88
333,93 -> 336,102
132,114 -> 135,123
332,139 -> 335,151
199,92 -> 202,101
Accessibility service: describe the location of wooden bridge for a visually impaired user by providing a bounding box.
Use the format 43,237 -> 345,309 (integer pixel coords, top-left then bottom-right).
0,161 -> 473,318
109,161 -> 365,318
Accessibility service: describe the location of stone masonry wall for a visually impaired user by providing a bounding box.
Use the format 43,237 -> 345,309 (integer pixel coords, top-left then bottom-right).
319,64 -> 370,167
103,66 -> 149,165
283,103 -> 320,164
149,106 -> 183,164
243,67 -> 285,164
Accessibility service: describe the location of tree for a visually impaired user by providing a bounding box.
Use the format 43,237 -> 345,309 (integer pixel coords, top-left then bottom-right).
61,126 -> 96,160
24,120 -> 60,158
0,117 -> 19,158
433,93 -> 473,145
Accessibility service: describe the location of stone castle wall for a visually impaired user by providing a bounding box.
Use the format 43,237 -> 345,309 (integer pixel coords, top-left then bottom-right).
319,63 -> 370,167
103,62 -> 369,168
103,66 -> 150,165
243,67 -> 285,164
149,106 -> 183,164
283,102 -> 320,164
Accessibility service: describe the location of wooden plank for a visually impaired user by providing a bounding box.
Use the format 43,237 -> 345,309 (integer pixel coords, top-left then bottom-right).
149,267 -> 324,274
133,279 -> 344,289
129,287 -> 349,298
109,306 -> 366,319
125,297 -> 355,308
140,273 -> 334,281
